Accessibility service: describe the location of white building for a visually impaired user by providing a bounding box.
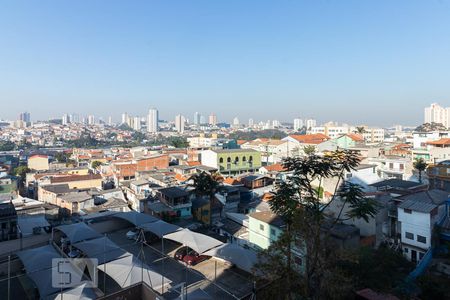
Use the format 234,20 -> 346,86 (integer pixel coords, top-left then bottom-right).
305,119 -> 317,129
248,118 -> 254,127
424,103 -> 450,127
147,108 -> 159,133
233,117 -> 240,127
193,112 -> 201,125
175,114 -> 185,133
132,116 -> 141,131
121,113 -> 128,125
209,113 -> 217,126
293,118 -> 303,131
87,115 -> 95,125
397,190 -> 448,263
62,114 -> 69,125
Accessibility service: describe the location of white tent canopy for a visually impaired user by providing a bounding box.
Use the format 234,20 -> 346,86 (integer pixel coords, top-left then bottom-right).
113,211 -> 159,226
18,215 -> 50,236
56,222 -> 102,243
73,236 -> 129,265
138,220 -> 181,238
98,255 -> 171,292
203,243 -> 258,273
46,283 -> 100,300
163,228 -> 223,253
17,245 -> 62,297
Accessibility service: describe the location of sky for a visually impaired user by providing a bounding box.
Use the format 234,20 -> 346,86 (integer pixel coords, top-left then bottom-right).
1,1 -> 450,126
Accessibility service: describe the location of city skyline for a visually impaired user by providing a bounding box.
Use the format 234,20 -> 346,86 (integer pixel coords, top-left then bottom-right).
2,1 -> 450,125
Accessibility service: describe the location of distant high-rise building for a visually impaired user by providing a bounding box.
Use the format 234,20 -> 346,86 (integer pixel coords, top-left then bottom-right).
306,119 -> 317,129
194,112 -> 201,125
88,115 -> 95,125
293,118 -> 303,131
133,116 -> 141,131
208,113 -> 217,126
233,117 -> 240,127
62,114 -> 69,125
272,120 -> 281,128
147,108 -> 159,133
108,116 -> 113,126
121,113 -> 128,125
19,112 -> 30,123
200,115 -> 206,124
175,114 -> 185,133
248,118 -> 254,126
424,103 -> 450,128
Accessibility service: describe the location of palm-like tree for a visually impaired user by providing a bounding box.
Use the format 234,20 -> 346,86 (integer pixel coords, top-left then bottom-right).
414,158 -> 427,183
355,126 -> 366,134
189,171 -> 220,198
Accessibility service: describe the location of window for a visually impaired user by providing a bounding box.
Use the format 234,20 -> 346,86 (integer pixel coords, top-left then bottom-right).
404,248 -> 408,253
235,157 -> 239,163
259,224 -> 264,231
249,156 -> 253,162
270,228 -> 276,235
404,208 -> 412,214
419,252 -> 425,260
219,158 -> 224,163
346,173 -> 352,179
400,164 -> 404,170
242,156 -> 247,162
227,157 -> 231,163
294,256 -> 302,266
405,232 -> 414,240
417,235 -> 426,243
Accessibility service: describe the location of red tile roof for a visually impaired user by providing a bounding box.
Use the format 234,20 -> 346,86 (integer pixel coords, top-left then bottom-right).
427,138 -> 450,146
288,133 -> 330,144
263,163 -> 285,172
346,133 -> 364,142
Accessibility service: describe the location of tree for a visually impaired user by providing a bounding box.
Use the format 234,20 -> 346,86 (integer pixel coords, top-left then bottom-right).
413,158 -> 427,183
355,126 -> 366,134
0,141 -> 16,151
255,149 -> 378,299
188,171 -> 220,198
13,166 -> 31,179
169,137 -> 189,148
303,145 -> 316,155
91,160 -> 102,169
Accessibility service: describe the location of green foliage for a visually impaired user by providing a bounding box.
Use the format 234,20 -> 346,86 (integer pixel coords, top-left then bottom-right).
168,136 -> 189,148
415,122 -> 448,132
228,129 -> 287,141
91,160 -> 102,169
189,171 -> 220,197
13,166 -> 31,179
55,151 -> 71,163
257,149 -> 379,299
118,123 -> 133,131
413,158 -> 427,183
417,273 -> 450,300
303,145 -> 316,155
0,141 -> 16,151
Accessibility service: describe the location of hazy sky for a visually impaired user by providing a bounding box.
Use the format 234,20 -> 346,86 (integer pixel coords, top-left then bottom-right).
1,1 -> 450,126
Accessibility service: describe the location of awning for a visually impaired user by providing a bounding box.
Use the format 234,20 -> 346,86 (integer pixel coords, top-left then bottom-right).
98,255 -> 172,292
17,244 -> 58,273
138,220 -> 181,238
56,222 -> 102,243
163,228 -> 223,253
46,283 -> 100,300
73,237 -> 129,265
113,211 -> 159,226
203,243 -> 258,273
18,215 -> 50,236
17,245 -> 62,296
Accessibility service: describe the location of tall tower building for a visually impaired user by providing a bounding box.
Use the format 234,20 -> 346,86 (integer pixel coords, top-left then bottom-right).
294,118 -> 303,131
208,113 -> 217,126
88,115 -> 95,125
147,108 -> 159,133
108,116 -> 113,126
232,117 -> 240,127
306,119 -> 317,129
175,114 -> 185,133
193,112 -> 201,125
248,118 -> 254,127
62,114 -> 69,125
424,103 -> 450,127
19,112 -> 30,123
133,116 -> 141,131
121,113 -> 128,125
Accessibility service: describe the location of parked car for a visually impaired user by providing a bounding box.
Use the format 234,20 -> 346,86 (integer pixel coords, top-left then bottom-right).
174,247 -> 190,261
182,250 -> 208,265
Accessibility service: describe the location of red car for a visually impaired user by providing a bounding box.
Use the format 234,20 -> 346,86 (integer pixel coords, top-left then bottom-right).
182,249 -> 208,265
174,247 -> 208,265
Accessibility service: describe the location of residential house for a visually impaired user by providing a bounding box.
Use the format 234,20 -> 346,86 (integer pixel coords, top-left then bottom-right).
397,189 -> 448,263
428,160 -> 450,192
368,155 -> 413,180
28,154 -> 49,171
282,133 -> 330,156
201,149 -> 261,175
156,186 -> 192,218
0,202 -> 17,241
